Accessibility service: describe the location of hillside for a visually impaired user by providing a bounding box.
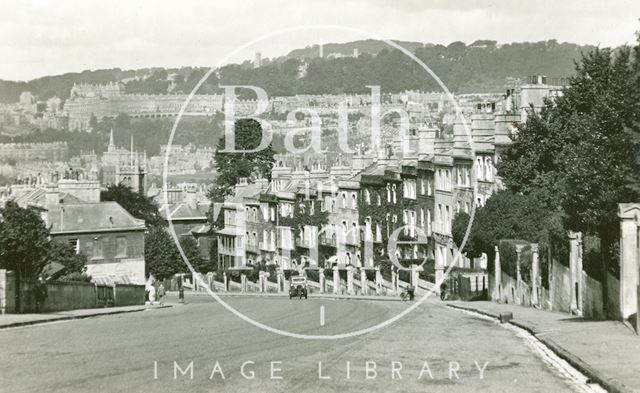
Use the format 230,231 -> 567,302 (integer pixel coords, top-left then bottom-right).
0,39 -> 598,103
285,39 -> 426,59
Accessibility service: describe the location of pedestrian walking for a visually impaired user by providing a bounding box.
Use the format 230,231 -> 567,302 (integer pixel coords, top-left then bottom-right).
440,282 -> 447,301
34,276 -> 48,313
177,276 -> 185,304
157,283 -> 166,304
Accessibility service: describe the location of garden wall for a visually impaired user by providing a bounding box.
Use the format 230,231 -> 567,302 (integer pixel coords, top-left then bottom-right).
0,270 -> 145,313
551,260 -> 572,313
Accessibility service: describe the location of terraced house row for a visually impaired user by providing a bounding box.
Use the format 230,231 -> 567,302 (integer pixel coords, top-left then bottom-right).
216,108 -> 522,283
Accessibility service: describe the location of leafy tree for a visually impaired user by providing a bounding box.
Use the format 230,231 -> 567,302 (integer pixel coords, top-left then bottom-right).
211,118 -> 275,201
498,45 -> 640,292
57,272 -> 92,282
452,190 -> 563,284
0,201 -> 50,280
47,240 -> 88,276
145,225 -> 210,279
144,227 -> 182,280
452,211 -> 474,256
0,201 -> 51,310
101,183 -> 165,228
497,44 -> 640,312
179,236 -> 212,273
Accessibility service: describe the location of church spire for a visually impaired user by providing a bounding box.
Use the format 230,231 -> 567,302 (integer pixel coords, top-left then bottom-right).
108,128 -> 115,151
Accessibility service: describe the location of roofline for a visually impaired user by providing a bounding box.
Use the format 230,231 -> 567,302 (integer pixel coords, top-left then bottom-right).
50,226 -> 146,235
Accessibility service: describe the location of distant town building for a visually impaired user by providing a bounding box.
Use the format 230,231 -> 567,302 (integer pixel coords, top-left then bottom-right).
64,84 -> 224,131
0,142 -> 68,162
254,52 -> 262,68
101,129 -> 147,193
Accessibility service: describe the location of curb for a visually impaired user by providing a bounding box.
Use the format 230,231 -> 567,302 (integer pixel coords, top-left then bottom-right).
447,304 -> 634,393
0,305 -> 171,330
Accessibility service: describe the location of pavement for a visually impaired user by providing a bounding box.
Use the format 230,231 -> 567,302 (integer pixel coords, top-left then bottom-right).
447,300 -> 640,393
0,304 -> 170,329
0,293 -> 602,393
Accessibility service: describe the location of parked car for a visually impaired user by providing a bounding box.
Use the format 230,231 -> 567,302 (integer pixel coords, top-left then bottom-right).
289,276 -> 308,299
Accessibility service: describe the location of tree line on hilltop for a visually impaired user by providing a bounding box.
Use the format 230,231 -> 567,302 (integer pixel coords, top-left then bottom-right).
0,40 -> 595,103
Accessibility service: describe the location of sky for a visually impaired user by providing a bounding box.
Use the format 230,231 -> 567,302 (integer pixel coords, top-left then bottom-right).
1,0 -> 639,81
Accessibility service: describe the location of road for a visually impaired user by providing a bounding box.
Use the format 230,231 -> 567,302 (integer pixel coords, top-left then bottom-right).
0,294 -> 594,393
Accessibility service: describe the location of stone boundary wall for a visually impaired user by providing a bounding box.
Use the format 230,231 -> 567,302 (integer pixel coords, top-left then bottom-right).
0,270 -> 144,314
551,260 -> 572,313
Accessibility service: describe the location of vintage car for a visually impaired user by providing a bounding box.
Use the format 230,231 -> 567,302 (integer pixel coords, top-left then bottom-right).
289,276 -> 308,299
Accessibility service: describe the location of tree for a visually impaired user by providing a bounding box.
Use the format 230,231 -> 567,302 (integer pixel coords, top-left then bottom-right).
211,118 -> 275,201
451,190 -> 563,280
497,45 -> 640,312
452,211 -> 474,256
0,201 -> 50,280
144,227 -> 182,280
0,201 -> 51,310
47,240 -> 88,276
101,183 -> 165,228
180,236 -> 212,273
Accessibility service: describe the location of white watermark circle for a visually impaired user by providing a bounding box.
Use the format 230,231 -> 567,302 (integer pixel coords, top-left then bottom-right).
162,24 -> 478,340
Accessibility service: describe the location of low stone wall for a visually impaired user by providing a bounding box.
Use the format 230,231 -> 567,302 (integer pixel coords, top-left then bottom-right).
575,272 -> 621,320
114,284 -> 145,307
551,261 -> 572,313
0,270 -> 145,313
582,272 -> 604,320
39,281 -> 99,312
606,273 -> 621,320
0,270 -> 16,314
500,272 -> 518,304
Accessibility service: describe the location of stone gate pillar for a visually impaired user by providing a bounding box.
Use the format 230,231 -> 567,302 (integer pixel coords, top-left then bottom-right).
618,204 -> 640,321
346,266 -> 354,295
319,269 -> 325,294
223,272 -> 228,292
493,245 -> 502,302
391,267 -> 398,294
515,245 -> 524,305
240,273 -> 247,292
531,243 -> 540,308
333,266 -> 340,294
375,267 -> 382,296
276,270 -> 283,293
360,269 -> 368,296
568,231 -> 583,316
0,269 -> 6,314
410,264 -> 419,287
258,271 -> 266,292
435,249 -> 444,288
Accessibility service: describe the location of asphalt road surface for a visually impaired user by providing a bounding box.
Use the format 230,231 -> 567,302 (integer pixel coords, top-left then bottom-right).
0,295 -> 593,393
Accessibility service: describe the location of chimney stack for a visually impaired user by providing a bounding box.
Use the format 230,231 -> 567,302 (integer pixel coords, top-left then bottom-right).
418,125 -> 437,157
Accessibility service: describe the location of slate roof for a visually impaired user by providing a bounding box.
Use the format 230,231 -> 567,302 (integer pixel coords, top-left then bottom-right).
13,188 -> 84,209
48,202 -> 145,234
